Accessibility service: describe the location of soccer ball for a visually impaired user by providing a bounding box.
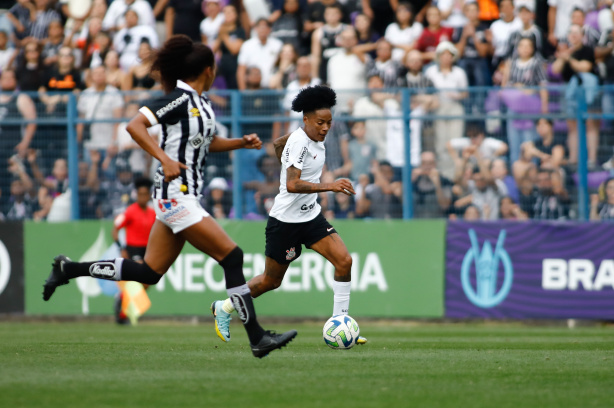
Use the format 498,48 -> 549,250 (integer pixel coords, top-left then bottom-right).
323,315 -> 360,349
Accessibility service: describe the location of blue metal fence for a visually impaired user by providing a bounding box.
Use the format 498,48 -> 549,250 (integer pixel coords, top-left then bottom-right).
1,85 -> 612,222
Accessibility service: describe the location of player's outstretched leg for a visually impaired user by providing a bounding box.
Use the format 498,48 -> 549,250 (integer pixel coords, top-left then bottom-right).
42,256 -> 162,301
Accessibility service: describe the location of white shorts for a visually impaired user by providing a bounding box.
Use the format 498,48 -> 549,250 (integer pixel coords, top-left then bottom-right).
154,196 -> 210,234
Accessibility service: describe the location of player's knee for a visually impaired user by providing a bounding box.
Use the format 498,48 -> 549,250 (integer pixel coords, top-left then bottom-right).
264,275 -> 282,290
141,262 -> 162,285
337,254 -> 353,275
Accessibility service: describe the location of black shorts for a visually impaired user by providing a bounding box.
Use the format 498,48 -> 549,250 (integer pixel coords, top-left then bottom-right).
125,246 -> 147,262
265,213 -> 336,265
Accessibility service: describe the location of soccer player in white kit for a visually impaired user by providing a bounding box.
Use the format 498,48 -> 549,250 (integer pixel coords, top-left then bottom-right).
42,35 -> 296,358
211,85 -> 367,344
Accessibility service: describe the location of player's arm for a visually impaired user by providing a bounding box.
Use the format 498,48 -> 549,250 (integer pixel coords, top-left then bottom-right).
209,133 -> 262,152
286,166 -> 355,196
126,112 -> 187,182
274,133 -> 291,162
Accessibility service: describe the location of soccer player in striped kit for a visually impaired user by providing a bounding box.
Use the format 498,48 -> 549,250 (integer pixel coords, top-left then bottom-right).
211,85 -> 367,345
42,35 -> 296,358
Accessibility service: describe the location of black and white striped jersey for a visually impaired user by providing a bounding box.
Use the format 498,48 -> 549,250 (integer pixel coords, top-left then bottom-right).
139,80 -> 216,199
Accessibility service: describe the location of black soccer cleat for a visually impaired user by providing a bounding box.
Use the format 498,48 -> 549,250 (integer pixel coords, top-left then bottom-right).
250,329 -> 297,358
42,255 -> 71,301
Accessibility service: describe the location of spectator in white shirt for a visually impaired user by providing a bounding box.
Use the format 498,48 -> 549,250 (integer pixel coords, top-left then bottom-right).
113,9 -> 159,71
236,18 -> 283,90
425,41 -> 468,179
200,0 -> 225,48
282,56 -> 321,132
438,0 -> 468,29
488,0 -> 522,73
0,31 -> 14,72
547,0 -> 589,47
102,0 -> 155,34
447,120 -> 509,165
77,65 -> 124,177
384,2 -> 423,62
327,27 -> 368,113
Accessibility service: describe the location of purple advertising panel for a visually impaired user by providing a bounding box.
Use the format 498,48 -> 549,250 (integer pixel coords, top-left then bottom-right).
446,222 -> 614,319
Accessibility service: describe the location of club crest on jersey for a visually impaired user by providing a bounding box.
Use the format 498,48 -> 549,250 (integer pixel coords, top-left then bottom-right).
286,247 -> 296,260
189,107 -> 200,117
191,134 -> 205,148
158,199 -> 178,212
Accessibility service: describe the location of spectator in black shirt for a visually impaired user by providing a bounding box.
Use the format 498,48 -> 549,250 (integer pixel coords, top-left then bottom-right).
552,24 -> 599,167
590,178 -> 614,221
212,4 -> 245,89
16,41 -> 46,91
166,0 -> 205,42
532,168 -> 569,220
453,2 -> 490,89
412,151 -> 453,218
521,118 -> 566,170
271,0 -> 306,54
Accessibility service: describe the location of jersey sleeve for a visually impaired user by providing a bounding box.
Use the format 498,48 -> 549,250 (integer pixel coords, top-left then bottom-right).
139,90 -> 188,126
283,137 -> 309,171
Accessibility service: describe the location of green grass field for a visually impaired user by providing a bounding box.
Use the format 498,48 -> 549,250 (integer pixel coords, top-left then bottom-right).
1,321 -> 613,408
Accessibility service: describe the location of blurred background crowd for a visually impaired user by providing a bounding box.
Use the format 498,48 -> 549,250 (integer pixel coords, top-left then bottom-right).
0,0 -> 613,223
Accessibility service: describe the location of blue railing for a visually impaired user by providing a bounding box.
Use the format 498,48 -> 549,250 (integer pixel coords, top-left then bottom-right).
1,85 -> 611,221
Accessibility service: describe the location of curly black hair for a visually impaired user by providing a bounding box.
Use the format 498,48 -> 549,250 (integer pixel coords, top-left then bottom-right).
291,85 -> 337,114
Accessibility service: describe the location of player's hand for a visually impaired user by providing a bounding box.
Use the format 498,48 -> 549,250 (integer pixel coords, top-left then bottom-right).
590,193 -> 600,207
161,159 -> 188,182
331,178 -> 355,196
243,133 -> 262,149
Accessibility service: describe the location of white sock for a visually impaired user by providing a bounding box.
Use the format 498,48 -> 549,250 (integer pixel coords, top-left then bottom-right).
332,280 -> 351,316
222,297 -> 235,314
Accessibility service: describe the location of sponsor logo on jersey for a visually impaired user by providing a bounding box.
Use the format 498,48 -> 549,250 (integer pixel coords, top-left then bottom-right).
156,94 -> 189,118
300,202 -> 316,213
327,227 -> 334,232
230,293 -> 250,323
90,262 -> 116,279
189,107 -> 200,117
191,134 -> 204,148
158,199 -> 178,213
286,247 -> 296,260
297,147 -> 308,164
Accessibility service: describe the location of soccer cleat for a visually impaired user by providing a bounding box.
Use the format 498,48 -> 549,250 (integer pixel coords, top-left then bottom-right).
251,330 -> 297,358
356,336 -> 368,345
42,255 -> 71,301
211,300 -> 232,342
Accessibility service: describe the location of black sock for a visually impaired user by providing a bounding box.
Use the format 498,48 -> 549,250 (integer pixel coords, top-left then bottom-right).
64,259 -> 162,285
220,247 -> 265,345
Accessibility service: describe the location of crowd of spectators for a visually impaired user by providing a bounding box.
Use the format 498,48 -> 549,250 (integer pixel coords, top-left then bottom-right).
0,0 -> 613,222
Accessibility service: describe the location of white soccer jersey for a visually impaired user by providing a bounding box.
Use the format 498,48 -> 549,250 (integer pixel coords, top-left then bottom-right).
139,80 -> 216,200
269,127 -> 326,223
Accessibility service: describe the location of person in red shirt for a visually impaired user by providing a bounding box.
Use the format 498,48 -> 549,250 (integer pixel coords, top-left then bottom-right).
112,177 -> 155,324
415,6 -> 454,63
